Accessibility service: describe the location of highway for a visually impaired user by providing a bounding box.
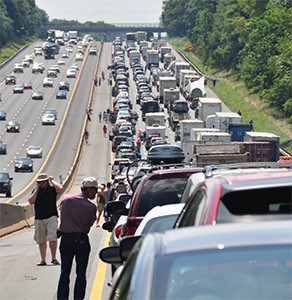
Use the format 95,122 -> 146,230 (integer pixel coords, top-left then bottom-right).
0,40 -> 228,299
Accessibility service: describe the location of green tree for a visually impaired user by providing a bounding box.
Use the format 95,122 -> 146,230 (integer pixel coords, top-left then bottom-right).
0,0 -> 13,46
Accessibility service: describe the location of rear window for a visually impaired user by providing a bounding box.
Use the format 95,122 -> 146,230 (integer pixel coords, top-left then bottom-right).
136,177 -> 188,216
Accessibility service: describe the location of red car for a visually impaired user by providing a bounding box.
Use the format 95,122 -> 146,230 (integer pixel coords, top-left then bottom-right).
175,164 -> 292,228
107,166 -> 203,237
23,82 -> 33,89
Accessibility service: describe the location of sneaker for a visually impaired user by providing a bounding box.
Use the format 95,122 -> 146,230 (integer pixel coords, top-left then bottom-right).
51,259 -> 60,265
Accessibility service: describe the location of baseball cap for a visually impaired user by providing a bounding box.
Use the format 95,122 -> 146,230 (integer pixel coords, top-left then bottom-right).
82,177 -> 98,188
36,173 -> 49,182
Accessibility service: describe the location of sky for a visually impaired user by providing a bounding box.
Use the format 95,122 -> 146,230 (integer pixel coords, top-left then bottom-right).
35,0 -> 164,24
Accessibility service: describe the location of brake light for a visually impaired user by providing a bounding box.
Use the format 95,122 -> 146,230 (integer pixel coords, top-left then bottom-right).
115,226 -> 122,238
126,226 -> 137,236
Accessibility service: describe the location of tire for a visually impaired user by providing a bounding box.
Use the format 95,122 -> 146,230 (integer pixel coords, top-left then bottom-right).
6,191 -> 11,197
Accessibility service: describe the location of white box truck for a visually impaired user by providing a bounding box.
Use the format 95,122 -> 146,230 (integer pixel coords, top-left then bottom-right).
174,62 -> 190,85
163,88 -> 180,108
160,46 -> 171,62
137,31 -> 147,44
214,112 -> 242,132
196,132 -> 231,144
179,119 -> 204,142
147,50 -> 159,69
182,74 -> 201,93
159,76 -> 176,103
190,128 -> 220,141
146,124 -> 166,138
195,98 -> 222,123
145,112 -> 165,126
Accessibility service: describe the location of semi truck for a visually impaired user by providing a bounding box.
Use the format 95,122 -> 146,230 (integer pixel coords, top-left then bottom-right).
194,98 -> 222,124
68,31 -> 78,43
163,88 -> 180,108
159,76 -> 176,103
136,31 -> 147,44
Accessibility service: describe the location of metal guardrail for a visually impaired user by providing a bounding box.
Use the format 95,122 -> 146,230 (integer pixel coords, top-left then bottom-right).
0,44 -> 28,69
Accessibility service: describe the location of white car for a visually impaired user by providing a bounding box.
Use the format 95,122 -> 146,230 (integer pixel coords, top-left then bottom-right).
26,145 -> 43,158
43,77 -> 53,87
58,59 -> 65,65
42,113 -> 55,125
75,53 -> 84,61
66,69 -> 77,78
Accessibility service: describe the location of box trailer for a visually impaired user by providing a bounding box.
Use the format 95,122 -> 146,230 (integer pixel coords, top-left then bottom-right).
214,112 -> 242,132
195,98 -> 222,123
159,76 -> 176,103
179,119 -> 204,142
174,62 -> 190,85
163,88 -> 180,108
145,112 -> 165,126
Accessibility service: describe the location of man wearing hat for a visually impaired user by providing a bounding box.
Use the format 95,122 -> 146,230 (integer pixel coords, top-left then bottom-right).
28,173 -> 64,266
57,177 -> 98,300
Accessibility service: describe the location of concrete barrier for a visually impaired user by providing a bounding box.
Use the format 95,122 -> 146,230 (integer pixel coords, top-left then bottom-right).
0,202 -> 34,237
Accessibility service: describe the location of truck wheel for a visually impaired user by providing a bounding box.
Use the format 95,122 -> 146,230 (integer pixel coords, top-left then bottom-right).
6,191 -> 11,197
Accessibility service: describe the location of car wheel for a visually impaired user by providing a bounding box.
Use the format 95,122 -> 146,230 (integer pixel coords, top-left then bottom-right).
6,191 -> 11,197
15,168 -> 18,172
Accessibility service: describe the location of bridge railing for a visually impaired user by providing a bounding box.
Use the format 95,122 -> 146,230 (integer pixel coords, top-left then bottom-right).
110,23 -> 163,28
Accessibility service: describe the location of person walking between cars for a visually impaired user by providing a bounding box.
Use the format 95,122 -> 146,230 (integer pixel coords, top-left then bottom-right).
28,173 -> 63,266
96,184 -> 106,226
103,124 -> 107,136
57,177 -> 98,300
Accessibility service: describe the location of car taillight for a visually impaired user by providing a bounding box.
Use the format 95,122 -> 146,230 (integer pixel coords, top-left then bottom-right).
115,226 -> 122,238
126,226 -> 137,236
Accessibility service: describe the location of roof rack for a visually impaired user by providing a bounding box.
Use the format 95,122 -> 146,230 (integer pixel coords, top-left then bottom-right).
148,162 -> 198,173
203,162 -> 292,178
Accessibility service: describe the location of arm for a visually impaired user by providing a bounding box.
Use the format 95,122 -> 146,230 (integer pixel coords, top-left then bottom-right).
28,186 -> 38,204
49,176 -> 63,193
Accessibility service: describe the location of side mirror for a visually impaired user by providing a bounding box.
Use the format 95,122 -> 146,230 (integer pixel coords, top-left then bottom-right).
102,221 -> 115,232
120,236 -> 142,261
106,201 -> 128,215
99,246 -> 122,264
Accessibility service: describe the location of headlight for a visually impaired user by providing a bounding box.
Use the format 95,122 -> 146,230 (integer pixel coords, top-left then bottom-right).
29,164 -> 32,167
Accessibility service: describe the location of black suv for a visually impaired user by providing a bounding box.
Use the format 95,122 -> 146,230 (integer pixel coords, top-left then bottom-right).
0,172 -> 13,197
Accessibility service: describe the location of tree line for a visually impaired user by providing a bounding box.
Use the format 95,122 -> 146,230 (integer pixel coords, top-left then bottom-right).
161,0 -> 291,121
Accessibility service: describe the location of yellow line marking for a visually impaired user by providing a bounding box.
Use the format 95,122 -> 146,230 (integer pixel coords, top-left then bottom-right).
90,232 -> 111,299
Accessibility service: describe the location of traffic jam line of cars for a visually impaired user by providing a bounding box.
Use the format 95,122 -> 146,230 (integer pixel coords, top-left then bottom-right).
0,36 -> 92,198
95,35 -> 292,298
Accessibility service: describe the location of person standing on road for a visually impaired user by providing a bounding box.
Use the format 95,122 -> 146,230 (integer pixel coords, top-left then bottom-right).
57,177 -> 98,300
96,183 -> 106,226
28,173 -> 63,266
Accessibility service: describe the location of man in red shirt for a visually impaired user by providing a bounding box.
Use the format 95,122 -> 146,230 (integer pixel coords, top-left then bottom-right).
57,177 -> 98,300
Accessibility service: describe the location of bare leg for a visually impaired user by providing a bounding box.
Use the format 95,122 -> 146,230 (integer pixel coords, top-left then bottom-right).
49,240 -> 58,260
96,210 -> 102,225
39,242 -> 47,262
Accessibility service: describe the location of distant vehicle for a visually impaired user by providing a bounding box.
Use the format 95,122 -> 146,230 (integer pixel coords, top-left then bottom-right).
89,47 -> 98,55
26,145 -> 43,158
6,121 -> 20,132
62,52 -> 70,58
5,75 -> 16,85
147,145 -> 185,164
0,110 -> 7,121
23,82 -> 33,89
31,90 -> 44,100
57,59 -> 65,65
0,171 -> 13,197
14,157 -> 33,172
75,53 -> 84,61
32,63 -> 44,74
13,85 -> 24,93
56,90 -> 67,99
43,77 -> 53,87
0,140 -> 7,154
13,64 -> 24,73
49,65 -> 60,73
44,108 -> 57,120
46,70 -> 58,78
59,81 -> 70,91
42,113 -> 55,125
66,69 -> 77,78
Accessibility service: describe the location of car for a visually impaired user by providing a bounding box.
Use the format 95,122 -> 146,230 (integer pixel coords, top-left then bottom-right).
111,158 -> 132,179
112,135 -> 130,152
0,110 -> 7,121
13,84 -> 24,93
175,164 -> 292,229
42,113 -> 55,125
5,75 -> 16,85
89,47 -> 98,55
149,137 -> 168,148
147,144 -> 185,164
6,121 -> 20,132
75,53 -> 84,61
59,81 -> 70,91
26,145 -> 43,158
49,65 -> 60,73
56,90 -> 67,99
107,165 -> 203,238
23,82 -> 33,89
43,77 -> 53,87
44,108 -> 57,120
0,140 -> 7,154
61,52 -> 69,58
57,59 -> 66,65
66,69 -> 77,78
31,90 -> 44,100
0,171 -> 13,197
14,157 -> 33,172
13,64 -> 24,73
47,70 -> 58,78
100,220 -> 292,300
32,63 -> 44,74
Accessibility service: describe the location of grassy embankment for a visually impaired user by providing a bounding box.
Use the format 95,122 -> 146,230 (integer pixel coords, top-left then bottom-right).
170,37 -> 292,154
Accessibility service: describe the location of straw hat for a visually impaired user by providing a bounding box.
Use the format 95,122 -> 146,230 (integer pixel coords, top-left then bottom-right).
36,173 -> 49,182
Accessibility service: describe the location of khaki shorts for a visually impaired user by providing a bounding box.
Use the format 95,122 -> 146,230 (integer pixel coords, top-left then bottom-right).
34,216 -> 58,244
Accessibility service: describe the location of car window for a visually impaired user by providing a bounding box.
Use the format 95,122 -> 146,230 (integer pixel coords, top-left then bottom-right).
153,245 -> 292,300
176,190 -> 206,228
136,178 -> 187,216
